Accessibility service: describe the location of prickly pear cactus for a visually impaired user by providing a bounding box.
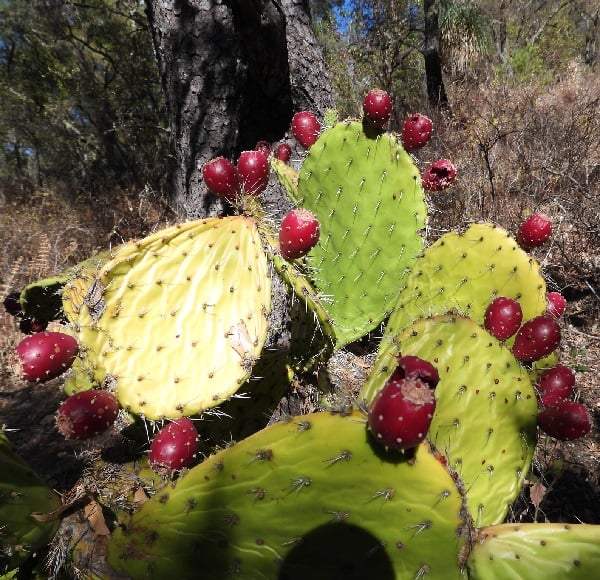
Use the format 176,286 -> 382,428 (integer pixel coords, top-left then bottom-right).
467,522 -> 600,579
62,216 -> 271,420
361,314 -> 538,527
107,411 -> 468,579
280,121 -> 427,347
0,433 -> 62,574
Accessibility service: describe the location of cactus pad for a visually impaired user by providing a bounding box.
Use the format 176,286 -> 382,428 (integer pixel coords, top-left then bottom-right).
0,433 -> 62,574
467,523 -> 600,579
107,411 -> 468,579
361,314 -> 538,527
62,217 -> 271,420
288,121 -> 426,347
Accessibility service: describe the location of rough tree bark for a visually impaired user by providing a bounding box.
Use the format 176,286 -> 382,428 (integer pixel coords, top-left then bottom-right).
145,0 -> 334,219
423,0 -> 449,109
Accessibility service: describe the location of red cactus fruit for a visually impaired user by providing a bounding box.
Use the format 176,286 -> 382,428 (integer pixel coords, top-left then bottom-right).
202,157 -> 241,202
422,159 -> 457,191
56,390 -> 120,440
275,142 -> 292,162
149,417 -> 199,475
401,113 -> 433,151
535,364 -> 576,407
3,291 -> 23,317
14,331 -> 78,382
362,89 -> 393,129
279,208 -> 320,260
237,150 -> 270,196
291,111 -> 321,148
255,140 -> 271,158
517,213 -> 552,251
483,297 -> 523,341
368,375 -> 437,452
546,291 -> 566,318
396,354 -> 440,389
19,316 -> 49,335
538,400 -> 592,441
511,315 -> 561,362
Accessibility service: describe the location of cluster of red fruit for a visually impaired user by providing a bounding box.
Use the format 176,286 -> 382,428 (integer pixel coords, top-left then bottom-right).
6,314 -> 198,476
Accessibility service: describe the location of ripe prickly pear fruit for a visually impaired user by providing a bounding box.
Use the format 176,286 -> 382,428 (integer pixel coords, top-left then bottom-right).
367,375 -> 437,452
546,291 -> 566,318
278,208 -> 320,260
202,157 -> 241,202
55,389 -> 119,439
517,213 -> 552,250
13,331 -> 78,382
422,159 -> 457,191
511,315 -> 561,362
19,315 -> 48,335
275,142 -> 292,162
396,354 -> 440,389
401,113 -> 433,151
535,364 -> 575,406
254,140 -> 271,158
484,296 -> 523,341
538,400 -> 592,441
149,417 -> 199,476
362,88 -> 393,129
291,111 -> 321,148
3,291 -> 23,317
237,150 -> 270,196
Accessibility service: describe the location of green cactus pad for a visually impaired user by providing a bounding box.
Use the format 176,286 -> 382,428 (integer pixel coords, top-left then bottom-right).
107,411 -> 468,579
361,314 -> 538,527
0,433 -> 62,574
387,222 -> 546,336
62,216 -> 271,420
467,523 -> 600,579
288,120 -> 426,347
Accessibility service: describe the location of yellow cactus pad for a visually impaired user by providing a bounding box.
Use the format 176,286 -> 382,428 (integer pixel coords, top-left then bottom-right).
63,216 -> 271,420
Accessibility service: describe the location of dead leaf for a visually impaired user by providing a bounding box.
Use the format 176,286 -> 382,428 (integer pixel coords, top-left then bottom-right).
85,500 -> 110,536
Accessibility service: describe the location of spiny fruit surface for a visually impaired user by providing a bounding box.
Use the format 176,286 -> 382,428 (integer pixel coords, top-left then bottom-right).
107,411 -> 467,580
362,314 -> 538,527
291,111 -> 321,148
538,400 -> 592,441
254,140 -> 271,158
517,213 -> 553,251
395,354 -> 440,389
202,157 -> 241,202
422,158 -> 457,191
467,522 -> 600,579
237,150 -> 269,196
484,296 -> 523,341
362,88 -> 392,129
13,331 -> 78,382
512,315 -> 561,362
275,142 -> 292,162
546,291 -> 566,318
278,208 -> 320,260
367,375 -> 437,451
55,389 -> 119,439
149,417 -> 199,476
62,216 -> 271,420
535,364 -> 575,406
401,113 -> 433,151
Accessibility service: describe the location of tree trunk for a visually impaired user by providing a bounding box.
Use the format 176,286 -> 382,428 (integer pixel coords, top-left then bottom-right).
423,0 -> 449,109
145,0 -> 334,219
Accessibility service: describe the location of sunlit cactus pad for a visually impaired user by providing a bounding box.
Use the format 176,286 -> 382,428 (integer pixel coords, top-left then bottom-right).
62,216 -> 271,420
467,523 -> 600,579
291,120 -> 427,347
387,222 -> 547,337
107,411 -> 468,579
362,314 -> 538,527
